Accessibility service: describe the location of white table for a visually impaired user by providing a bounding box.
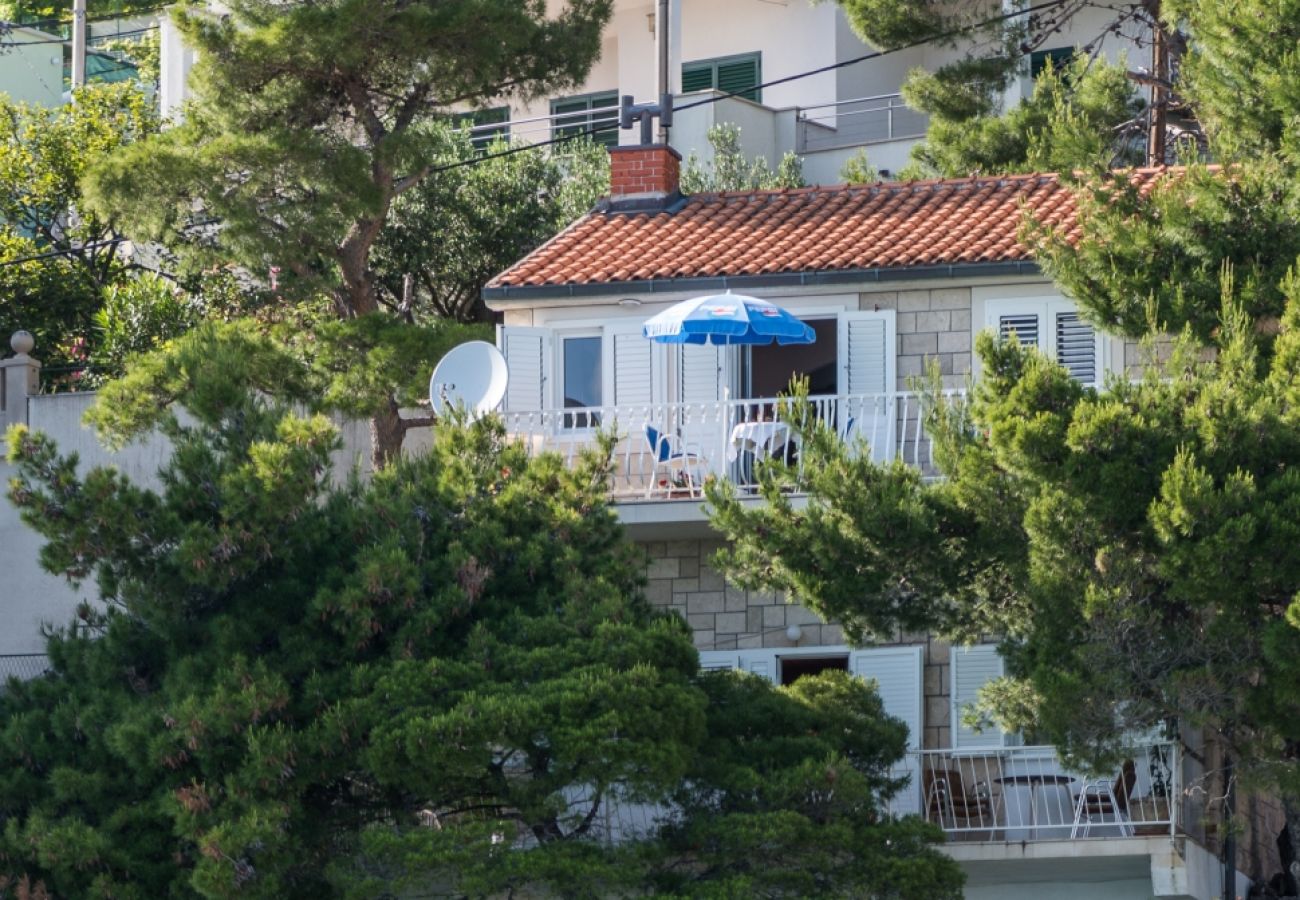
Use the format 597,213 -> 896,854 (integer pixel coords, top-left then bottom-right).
996,773 -> 1078,840
727,421 -> 792,463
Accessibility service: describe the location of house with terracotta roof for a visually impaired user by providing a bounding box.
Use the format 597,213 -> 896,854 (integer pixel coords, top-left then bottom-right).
484,142 -> 1249,899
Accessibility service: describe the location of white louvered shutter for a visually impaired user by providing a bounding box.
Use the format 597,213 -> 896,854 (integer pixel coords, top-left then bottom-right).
607,323 -> 658,407
697,650 -> 740,672
679,343 -> 724,405
738,650 -> 777,683
985,299 -> 1103,386
696,650 -> 778,683
851,646 -> 924,815
838,311 -> 896,462
1052,309 -> 1098,385
951,645 -> 1006,750
499,326 -> 551,412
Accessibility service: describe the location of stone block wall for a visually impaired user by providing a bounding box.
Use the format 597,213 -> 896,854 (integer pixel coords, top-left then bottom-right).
642,538 -> 953,750
858,286 -> 974,390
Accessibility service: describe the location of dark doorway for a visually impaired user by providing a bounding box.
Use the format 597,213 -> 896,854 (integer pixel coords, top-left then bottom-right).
746,318 -> 838,398
780,654 -> 849,686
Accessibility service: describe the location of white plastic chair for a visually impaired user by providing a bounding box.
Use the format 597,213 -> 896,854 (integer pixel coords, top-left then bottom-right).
644,425 -> 709,498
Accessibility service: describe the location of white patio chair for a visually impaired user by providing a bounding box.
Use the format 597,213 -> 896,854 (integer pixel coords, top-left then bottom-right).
644,424 -> 709,498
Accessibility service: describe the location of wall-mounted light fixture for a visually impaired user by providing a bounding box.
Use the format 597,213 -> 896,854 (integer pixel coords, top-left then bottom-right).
618,297 -> 643,307
785,624 -> 803,644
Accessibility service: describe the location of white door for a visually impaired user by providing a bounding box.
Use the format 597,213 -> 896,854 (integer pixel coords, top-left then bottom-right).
838,310 -> 896,462
851,645 -> 924,816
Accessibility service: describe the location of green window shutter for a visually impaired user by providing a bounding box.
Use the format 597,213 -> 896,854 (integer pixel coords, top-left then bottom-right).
1030,46 -> 1075,79
588,91 -> 620,148
681,64 -> 714,93
716,56 -> 760,102
551,93 -> 619,148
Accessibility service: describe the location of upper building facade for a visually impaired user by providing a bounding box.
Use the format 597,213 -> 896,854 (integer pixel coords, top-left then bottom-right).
158,0 -> 1151,182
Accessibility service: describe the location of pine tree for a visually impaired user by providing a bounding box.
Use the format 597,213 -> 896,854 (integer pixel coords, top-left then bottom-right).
1,324 -> 961,898
83,0 -> 614,466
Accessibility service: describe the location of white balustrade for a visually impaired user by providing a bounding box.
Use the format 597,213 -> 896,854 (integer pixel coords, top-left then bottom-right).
498,391 -> 959,500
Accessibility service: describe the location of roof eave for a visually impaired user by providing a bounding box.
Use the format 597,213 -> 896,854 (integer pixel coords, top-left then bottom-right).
483,260 -> 1043,304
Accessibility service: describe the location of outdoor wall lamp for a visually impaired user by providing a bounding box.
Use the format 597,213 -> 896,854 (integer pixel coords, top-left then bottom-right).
785,624 -> 803,643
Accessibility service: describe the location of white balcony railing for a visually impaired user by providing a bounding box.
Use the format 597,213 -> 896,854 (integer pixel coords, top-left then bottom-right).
795,93 -> 930,154
500,391 -> 954,501
886,744 -> 1180,842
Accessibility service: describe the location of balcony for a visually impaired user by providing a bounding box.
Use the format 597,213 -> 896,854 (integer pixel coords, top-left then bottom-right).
500,391 -> 952,502
892,743 -> 1181,844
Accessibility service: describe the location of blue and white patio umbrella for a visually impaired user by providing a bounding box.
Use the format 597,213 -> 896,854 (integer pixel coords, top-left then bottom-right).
641,293 -> 816,345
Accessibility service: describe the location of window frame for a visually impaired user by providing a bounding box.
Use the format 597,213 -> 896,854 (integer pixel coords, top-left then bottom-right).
557,330 -> 604,430
454,105 -> 511,152
681,51 -> 762,103
549,90 -> 620,149
984,297 -> 1106,387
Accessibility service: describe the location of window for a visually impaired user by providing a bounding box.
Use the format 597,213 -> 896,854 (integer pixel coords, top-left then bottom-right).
561,335 -> 602,428
1030,46 -> 1076,79
986,298 -> 1102,386
551,91 -> 619,149
780,654 -> 848,686
454,106 -> 510,152
681,52 -> 762,103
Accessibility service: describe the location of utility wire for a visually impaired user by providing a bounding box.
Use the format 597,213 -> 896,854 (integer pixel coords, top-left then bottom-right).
0,2 -> 172,32
0,23 -> 157,47
0,0 -> 1075,269
423,0 -> 1075,177
0,237 -> 125,267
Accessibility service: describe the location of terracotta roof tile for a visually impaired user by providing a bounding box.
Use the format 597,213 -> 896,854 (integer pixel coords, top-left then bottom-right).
488,169 -> 1180,291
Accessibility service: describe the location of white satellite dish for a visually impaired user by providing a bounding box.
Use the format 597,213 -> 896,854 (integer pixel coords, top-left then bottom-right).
429,341 -> 509,419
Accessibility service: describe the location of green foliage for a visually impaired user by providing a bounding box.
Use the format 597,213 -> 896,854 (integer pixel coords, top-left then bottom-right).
87,273 -> 208,382
709,275 -> 1300,785
99,31 -> 161,88
84,316 -> 488,450
681,123 -> 804,194
653,671 -> 962,898
0,0 -> 156,21
907,56 -> 1144,178
1033,159 -> 1300,345
84,0 -> 614,318
373,128 -> 609,322
0,83 -> 159,372
1,341 -> 958,897
1166,0 -> 1300,163
832,0 -> 1037,130
838,148 -> 880,184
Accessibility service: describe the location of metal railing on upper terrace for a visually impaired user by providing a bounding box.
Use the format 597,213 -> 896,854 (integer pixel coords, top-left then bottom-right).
0,653 -> 51,683
500,390 -> 958,501
795,93 -> 930,154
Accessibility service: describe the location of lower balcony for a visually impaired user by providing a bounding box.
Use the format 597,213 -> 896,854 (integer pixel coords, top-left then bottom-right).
895,743 -> 1181,843
500,391 -> 950,503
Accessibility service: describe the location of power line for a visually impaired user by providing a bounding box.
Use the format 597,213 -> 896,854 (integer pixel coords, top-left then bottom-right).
0,237 -> 125,268
0,2 -> 172,32
0,0 -> 1077,271
424,0 -> 1075,177
0,23 -> 157,47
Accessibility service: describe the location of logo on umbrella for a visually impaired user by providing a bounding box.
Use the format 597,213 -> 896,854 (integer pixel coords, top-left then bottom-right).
758,307 -> 780,317
709,306 -> 736,316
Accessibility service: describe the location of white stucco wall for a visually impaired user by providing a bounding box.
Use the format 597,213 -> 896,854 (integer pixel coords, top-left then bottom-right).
0,29 -> 66,108
0,391 -> 431,655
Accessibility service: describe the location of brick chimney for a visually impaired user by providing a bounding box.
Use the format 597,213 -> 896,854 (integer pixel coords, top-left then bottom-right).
608,144 -> 682,209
